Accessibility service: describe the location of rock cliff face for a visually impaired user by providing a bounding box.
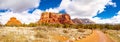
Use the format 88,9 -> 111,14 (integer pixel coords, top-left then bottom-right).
5,17 -> 22,26
38,12 -> 74,24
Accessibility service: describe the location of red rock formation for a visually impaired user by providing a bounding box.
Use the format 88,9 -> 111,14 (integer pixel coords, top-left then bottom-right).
5,17 -> 22,26
38,12 -> 74,24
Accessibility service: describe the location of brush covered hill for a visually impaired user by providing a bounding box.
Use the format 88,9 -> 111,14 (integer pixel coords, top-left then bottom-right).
5,17 -> 22,26
37,12 -> 74,24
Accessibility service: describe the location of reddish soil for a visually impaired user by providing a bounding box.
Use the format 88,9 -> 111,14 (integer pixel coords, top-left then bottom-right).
74,30 -> 114,42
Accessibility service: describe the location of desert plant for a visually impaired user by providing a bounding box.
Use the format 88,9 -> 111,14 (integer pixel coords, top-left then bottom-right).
63,30 -> 69,33
35,30 -> 48,39
0,23 -> 2,27
77,28 -> 85,32
0,32 -> 28,42
21,23 -> 28,27
28,23 -> 37,27
63,24 -> 70,28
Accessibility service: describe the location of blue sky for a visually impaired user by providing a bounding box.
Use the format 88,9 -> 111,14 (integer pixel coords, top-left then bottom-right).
28,0 -> 120,19
28,0 -> 62,13
0,0 -> 120,24
94,0 -> 120,19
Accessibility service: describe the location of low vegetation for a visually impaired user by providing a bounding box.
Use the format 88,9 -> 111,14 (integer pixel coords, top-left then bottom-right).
105,30 -> 120,42
1,22 -> 120,30
0,27 -> 92,42
0,23 -> 120,42
0,27 -> 34,42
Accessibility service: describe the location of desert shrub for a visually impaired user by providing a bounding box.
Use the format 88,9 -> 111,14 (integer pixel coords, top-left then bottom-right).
70,24 -> 77,28
35,33 -> 45,38
63,24 -> 70,28
35,30 -> 48,39
21,23 -> 28,27
47,24 -> 63,28
54,24 -> 63,28
0,32 -> 28,42
0,23 -> 2,27
82,24 -> 92,29
63,30 -> 69,33
28,23 -> 37,27
4,24 -> 21,27
113,24 -> 120,30
75,24 -> 84,29
77,28 -> 85,32
42,23 -> 49,26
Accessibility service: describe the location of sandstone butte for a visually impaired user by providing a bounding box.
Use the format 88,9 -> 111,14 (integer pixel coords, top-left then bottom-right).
5,17 -> 22,26
37,12 -> 74,24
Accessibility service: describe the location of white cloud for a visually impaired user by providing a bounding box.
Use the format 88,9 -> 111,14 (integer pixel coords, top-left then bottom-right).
0,9 -> 43,24
91,11 -> 120,24
117,11 -> 120,15
108,2 -> 117,7
59,0 -> 116,18
0,0 -> 118,24
54,0 -> 118,24
0,0 -> 42,24
45,8 -> 60,13
0,0 -> 40,12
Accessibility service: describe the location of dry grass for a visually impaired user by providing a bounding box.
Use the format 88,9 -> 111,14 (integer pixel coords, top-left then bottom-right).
0,27 -> 92,42
106,30 -> 120,42
0,27 -> 35,42
63,30 -> 69,33
77,28 -> 85,32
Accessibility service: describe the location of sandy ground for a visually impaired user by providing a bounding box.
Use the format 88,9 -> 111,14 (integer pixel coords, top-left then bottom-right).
74,30 -> 114,42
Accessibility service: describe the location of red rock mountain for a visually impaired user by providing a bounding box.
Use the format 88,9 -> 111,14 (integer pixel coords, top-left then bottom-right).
72,18 -> 83,24
72,18 -> 95,24
38,12 -> 74,24
5,17 -> 22,26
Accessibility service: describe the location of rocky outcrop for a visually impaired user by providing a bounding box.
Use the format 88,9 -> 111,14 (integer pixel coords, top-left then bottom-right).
38,12 -> 74,24
5,17 -> 22,26
72,18 -> 95,24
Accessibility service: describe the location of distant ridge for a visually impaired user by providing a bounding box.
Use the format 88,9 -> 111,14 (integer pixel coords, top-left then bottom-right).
72,18 -> 95,24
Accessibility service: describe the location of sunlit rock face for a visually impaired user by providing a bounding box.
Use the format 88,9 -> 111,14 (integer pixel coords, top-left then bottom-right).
38,12 -> 74,24
5,17 -> 22,26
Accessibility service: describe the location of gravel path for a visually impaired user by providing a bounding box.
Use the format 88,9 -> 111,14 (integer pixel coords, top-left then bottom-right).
74,30 -> 114,42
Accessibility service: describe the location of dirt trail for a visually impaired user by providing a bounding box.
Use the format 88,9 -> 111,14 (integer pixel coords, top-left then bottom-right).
74,30 -> 114,42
